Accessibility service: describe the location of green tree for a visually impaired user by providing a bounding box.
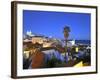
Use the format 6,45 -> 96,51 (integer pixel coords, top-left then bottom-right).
63,26 -> 70,44
63,26 -> 70,62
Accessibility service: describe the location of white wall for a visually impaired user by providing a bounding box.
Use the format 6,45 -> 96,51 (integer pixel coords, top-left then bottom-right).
0,0 -> 100,80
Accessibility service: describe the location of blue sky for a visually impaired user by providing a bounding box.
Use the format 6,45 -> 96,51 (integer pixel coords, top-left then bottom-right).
23,10 -> 91,40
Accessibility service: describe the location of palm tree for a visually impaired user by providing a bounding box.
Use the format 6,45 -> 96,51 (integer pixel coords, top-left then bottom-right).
63,26 -> 70,46
63,25 -> 70,62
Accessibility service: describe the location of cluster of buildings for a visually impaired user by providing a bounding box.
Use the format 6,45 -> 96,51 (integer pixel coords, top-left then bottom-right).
23,30 -> 80,59
23,30 -> 57,59
23,30 -> 91,69
24,30 -> 58,48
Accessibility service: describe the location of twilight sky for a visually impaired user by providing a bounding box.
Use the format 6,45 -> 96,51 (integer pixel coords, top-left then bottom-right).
23,10 -> 91,40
